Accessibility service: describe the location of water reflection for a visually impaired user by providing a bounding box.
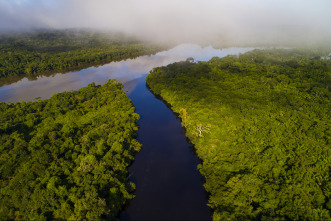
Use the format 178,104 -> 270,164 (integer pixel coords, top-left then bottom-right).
0,44 -> 253,102
0,44 -> 254,220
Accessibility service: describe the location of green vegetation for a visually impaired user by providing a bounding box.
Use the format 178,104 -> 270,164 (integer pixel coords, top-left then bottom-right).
0,79 -> 141,220
0,29 -> 165,82
147,49 -> 331,220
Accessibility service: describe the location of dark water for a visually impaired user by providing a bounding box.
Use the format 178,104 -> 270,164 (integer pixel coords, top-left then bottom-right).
0,44 -> 253,220
121,76 -> 210,220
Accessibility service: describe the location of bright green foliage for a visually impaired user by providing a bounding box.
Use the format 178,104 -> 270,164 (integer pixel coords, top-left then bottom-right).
0,30 -> 165,81
0,79 -> 141,220
147,49 -> 331,220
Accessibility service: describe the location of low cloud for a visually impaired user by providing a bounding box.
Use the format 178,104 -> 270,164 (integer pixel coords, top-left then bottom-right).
0,0 -> 330,46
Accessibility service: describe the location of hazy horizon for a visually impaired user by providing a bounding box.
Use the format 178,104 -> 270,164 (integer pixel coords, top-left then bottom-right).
1,0 -> 331,46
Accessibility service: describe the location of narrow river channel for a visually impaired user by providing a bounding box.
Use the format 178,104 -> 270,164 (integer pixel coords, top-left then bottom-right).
0,44 -> 253,220
121,75 -> 211,220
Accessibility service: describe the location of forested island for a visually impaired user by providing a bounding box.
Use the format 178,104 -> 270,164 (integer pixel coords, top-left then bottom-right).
0,30 -> 165,84
0,79 -> 141,220
147,49 -> 331,220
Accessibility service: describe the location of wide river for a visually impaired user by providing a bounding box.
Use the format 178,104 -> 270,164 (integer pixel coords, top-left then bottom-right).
0,44 -> 253,220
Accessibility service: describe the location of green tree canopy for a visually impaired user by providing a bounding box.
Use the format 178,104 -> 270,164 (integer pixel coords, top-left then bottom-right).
147,48 -> 331,220
0,79 -> 141,220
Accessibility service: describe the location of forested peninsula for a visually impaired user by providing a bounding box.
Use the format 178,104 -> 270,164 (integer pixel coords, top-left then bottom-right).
0,30 -> 165,84
0,79 -> 141,220
147,49 -> 331,220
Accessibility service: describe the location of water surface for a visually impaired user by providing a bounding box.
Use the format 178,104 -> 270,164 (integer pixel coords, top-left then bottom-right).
0,44 -> 253,220
0,45 -> 252,102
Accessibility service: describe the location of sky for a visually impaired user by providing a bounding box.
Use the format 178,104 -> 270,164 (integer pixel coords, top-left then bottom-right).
0,0 -> 331,45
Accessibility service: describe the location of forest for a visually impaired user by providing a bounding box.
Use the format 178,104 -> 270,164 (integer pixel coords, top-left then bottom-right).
0,30 -> 165,83
147,48 -> 331,220
0,79 -> 141,220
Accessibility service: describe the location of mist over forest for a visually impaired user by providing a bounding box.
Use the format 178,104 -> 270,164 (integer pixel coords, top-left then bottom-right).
1,1 -> 331,221
1,0 -> 331,46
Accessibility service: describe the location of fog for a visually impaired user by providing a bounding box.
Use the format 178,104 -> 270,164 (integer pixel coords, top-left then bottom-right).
1,0 -> 331,46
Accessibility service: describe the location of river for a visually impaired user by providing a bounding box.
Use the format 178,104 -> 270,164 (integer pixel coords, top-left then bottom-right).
0,44 -> 253,220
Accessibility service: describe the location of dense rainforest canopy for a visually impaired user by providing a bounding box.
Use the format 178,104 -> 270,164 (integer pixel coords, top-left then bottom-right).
147,48 -> 331,220
0,79 -> 141,220
0,30 -> 165,82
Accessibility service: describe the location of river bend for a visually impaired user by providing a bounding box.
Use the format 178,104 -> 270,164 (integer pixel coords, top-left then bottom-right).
0,44 -> 253,220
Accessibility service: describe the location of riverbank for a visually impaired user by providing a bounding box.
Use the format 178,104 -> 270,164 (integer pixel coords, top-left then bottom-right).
0,79 -> 141,220
0,44 -> 254,220
146,48 -> 331,220
0,30 -> 167,82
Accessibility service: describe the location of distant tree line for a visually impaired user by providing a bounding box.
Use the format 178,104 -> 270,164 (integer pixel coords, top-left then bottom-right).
0,79 -> 141,220
0,30 -> 165,79
147,48 -> 331,220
